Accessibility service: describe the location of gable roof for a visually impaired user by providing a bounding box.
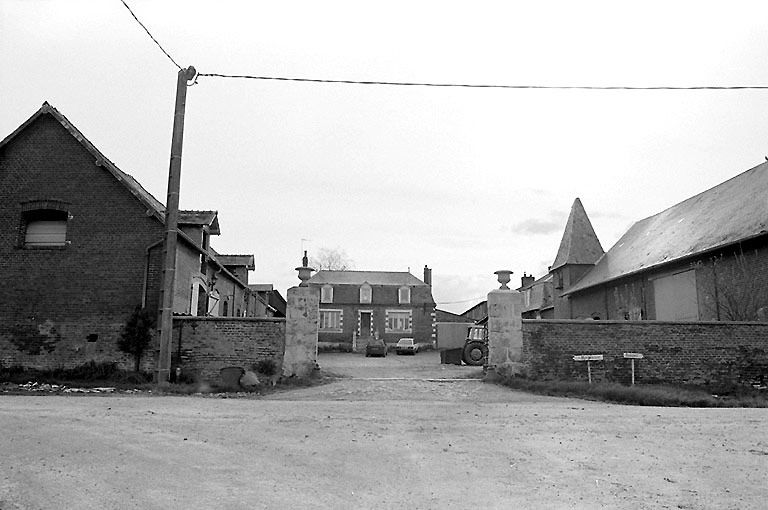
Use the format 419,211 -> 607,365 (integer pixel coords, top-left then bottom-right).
551,198 -> 604,270
2,103 -> 254,290
565,161 -> 768,295
308,270 -> 428,286
1,102 -> 167,221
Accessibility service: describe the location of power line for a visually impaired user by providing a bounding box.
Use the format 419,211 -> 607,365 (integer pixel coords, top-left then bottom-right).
119,0 -> 768,91
435,296 -> 487,305
197,72 -> 768,91
119,0 -> 181,70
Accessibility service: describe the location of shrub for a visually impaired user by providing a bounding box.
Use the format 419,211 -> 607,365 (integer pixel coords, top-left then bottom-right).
253,359 -> 277,376
117,307 -> 155,372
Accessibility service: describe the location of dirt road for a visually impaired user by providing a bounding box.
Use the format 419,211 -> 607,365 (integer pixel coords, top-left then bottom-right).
1,351 -> 767,509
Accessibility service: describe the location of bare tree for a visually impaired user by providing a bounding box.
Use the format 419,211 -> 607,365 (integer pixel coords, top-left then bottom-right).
696,249 -> 768,321
310,247 -> 355,271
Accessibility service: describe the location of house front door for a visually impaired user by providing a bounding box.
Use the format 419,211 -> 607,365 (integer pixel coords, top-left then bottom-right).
360,311 -> 372,338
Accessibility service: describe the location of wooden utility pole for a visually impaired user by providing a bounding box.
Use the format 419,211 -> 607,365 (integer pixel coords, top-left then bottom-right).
156,65 -> 196,384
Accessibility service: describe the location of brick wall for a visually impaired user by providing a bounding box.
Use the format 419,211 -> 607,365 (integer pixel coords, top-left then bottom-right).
172,317 -> 285,381
0,113 -> 167,369
522,319 -> 768,386
0,316 -> 155,372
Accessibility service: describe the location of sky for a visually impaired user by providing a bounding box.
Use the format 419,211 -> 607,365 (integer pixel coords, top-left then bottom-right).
3,0 -> 768,313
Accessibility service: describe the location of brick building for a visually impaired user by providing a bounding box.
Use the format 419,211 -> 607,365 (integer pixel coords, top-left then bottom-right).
308,267 -> 436,345
0,102 -> 261,370
550,162 -> 768,321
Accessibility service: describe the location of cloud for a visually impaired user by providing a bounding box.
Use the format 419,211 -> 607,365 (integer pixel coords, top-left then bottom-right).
506,219 -> 562,235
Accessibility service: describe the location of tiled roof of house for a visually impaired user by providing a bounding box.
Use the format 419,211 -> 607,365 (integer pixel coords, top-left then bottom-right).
551,198 -> 604,270
308,270 -> 428,286
218,254 -> 255,270
179,210 -> 220,235
565,161 -> 768,295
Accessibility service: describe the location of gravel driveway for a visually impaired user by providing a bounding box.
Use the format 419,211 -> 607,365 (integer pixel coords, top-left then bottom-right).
1,351 -> 766,509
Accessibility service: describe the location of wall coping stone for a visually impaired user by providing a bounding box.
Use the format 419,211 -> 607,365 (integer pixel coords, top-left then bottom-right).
522,319 -> 768,327
174,316 -> 285,323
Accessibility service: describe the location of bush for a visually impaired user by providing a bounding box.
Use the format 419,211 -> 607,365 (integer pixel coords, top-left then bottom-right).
253,359 -> 277,376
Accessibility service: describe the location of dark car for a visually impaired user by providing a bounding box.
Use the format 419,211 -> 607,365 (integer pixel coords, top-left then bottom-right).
365,338 -> 388,357
395,337 -> 418,355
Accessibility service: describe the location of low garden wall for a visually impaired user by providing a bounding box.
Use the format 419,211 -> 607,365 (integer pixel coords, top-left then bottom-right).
172,317 -> 285,382
521,319 -> 768,386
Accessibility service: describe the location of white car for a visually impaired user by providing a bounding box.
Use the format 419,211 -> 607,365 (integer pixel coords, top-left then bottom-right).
395,338 -> 418,355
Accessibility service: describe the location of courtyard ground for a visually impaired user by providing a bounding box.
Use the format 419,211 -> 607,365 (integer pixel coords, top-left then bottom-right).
1,351 -> 766,509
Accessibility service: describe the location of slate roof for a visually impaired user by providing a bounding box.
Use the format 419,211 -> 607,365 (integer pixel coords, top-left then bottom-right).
179,210 -> 220,235
308,270 -> 428,286
218,254 -> 255,270
551,198 -> 604,270
564,161 -> 768,295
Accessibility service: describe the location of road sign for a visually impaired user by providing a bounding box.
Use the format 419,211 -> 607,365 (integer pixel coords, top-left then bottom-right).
623,353 -> 644,359
573,354 -> 603,361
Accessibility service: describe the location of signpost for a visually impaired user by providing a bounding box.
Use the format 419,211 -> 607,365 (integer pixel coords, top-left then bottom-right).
573,354 -> 603,383
623,353 -> 644,385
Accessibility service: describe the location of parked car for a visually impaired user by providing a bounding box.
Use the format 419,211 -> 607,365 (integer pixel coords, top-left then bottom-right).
395,337 -> 418,355
365,338 -> 388,357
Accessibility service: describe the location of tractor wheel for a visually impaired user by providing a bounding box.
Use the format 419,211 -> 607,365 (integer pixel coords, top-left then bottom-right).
462,341 -> 487,366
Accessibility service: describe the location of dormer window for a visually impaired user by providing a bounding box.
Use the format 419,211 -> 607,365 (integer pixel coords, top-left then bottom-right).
321,285 -> 334,303
359,284 -> 372,304
398,286 -> 411,304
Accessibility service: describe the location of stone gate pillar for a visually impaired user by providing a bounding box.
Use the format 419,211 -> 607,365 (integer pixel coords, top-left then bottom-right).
283,285 -> 319,378
486,270 -> 524,380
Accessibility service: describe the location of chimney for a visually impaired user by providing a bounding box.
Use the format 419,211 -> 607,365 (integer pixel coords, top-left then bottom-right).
423,265 -> 432,286
521,272 -> 535,288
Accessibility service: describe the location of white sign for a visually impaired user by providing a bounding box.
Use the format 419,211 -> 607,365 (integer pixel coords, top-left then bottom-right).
573,354 -> 603,362
623,353 -> 644,359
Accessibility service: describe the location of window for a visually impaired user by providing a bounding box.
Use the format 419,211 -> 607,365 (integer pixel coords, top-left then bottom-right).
386,310 -> 412,332
321,285 -> 334,303
359,284 -> 372,304
320,309 -> 343,331
398,286 -> 411,304
22,209 -> 68,247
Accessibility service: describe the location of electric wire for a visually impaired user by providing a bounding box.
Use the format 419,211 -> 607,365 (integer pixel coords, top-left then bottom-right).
119,1 -> 768,91
119,0 -> 181,70
197,73 -> 768,91
435,297 -> 487,305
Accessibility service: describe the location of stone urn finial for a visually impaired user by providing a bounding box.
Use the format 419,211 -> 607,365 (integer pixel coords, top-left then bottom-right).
494,269 -> 514,290
296,250 -> 315,287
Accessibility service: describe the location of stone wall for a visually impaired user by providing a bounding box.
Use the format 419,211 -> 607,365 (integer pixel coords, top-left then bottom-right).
521,319 -> 768,386
173,317 -> 285,381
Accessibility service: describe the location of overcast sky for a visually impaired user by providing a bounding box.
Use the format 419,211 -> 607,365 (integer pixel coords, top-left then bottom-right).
3,0 -> 768,312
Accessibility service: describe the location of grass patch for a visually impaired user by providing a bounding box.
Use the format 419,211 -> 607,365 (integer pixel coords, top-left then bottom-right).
499,377 -> 768,408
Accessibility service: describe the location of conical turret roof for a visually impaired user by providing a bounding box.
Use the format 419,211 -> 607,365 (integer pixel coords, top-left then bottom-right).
551,198 -> 604,270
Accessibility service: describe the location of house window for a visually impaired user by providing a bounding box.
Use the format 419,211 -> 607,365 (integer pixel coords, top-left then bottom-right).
222,300 -> 229,317
321,285 -> 334,303
359,284 -> 372,304
320,309 -> 343,331
398,286 -> 411,304
386,310 -> 412,332
22,209 -> 68,247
